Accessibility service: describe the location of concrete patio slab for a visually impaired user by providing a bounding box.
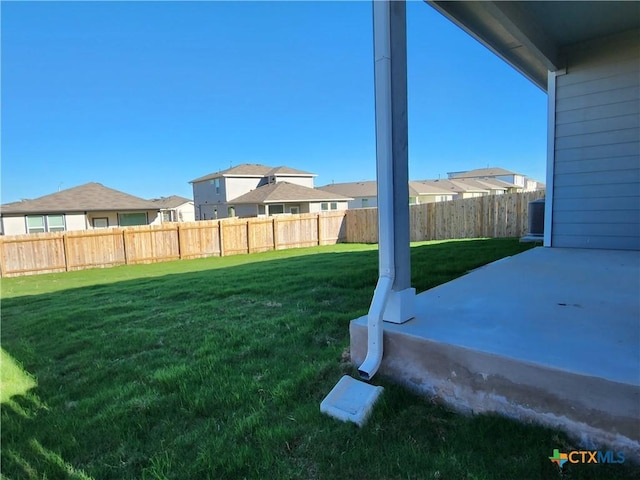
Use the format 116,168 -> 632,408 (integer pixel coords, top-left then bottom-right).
350,247 -> 640,457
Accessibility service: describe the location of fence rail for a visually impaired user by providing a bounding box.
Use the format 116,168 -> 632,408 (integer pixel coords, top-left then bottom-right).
0,191 -> 544,277
345,190 -> 545,243
0,212 -> 347,277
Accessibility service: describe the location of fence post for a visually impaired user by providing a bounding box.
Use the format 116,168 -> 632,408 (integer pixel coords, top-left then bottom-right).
246,220 -> 252,254
122,229 -> 128,265
62,232 -> 70,271
218,220 -> 225,257
317,213 -> 322,246
273,217 -> 279,250
0,239 -> 5,277
176,224 -> 182,259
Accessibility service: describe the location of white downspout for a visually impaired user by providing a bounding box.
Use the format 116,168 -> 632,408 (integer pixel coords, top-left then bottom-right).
358,0 -> 395,381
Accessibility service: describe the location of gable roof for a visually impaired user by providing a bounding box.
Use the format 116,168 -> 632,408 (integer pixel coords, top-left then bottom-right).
229,182 -> 352,205
1,183 -> 159,214
448,167 -> 520,178
321,179 -> 488,197
472,178 -> 519,190
266,166 -> 317,177
320,181 -> 378,198
408,181 -> 458,196
150,195 -> 193,209
410,179 -> 490,194
190,164 -> 315,183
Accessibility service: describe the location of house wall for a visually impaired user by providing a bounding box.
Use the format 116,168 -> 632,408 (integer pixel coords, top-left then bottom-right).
552,29 -> 639,250
308,201 -> 350,213
87,211 -> 160,228
225,177 -> 266,201
458,192 -> 484,199
1,213 -> 87,235
233,204 -> 258,218
2,210 -> 161,235
416,194 -> 455,204
65,214 -> 88,230
273,176 -> 315,188
175,202 -> 195,222
495,174 -> 525,187
1,216 -> 28,235
192,180 -> 228,219
87,212 -> 119,228
348,196 -> 378,209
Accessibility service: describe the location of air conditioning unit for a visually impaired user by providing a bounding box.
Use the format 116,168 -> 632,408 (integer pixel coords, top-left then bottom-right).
528,198 -> 545,236
520,198 -> 544,243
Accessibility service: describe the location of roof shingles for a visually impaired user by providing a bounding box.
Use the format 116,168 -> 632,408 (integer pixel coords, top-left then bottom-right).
190,164 -> 315,183
229,182 -> 351,204
1,183 -> 159,214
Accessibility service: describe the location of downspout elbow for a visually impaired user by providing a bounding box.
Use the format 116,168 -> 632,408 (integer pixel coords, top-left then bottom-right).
358,274 -> 394,380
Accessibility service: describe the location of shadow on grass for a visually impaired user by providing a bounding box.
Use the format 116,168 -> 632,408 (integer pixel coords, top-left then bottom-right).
2,239 -> 636,479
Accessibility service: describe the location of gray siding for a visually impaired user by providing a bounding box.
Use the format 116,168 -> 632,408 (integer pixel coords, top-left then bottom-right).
553,29 -> 640,250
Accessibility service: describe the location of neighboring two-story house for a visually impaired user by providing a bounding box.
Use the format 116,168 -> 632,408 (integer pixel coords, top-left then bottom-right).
190,164 -> 351,219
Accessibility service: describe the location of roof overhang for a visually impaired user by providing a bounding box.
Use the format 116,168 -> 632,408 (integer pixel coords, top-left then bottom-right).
426,1 -> 640,91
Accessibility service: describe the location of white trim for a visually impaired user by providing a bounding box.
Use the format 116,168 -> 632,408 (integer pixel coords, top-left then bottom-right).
544,69 -> 565,247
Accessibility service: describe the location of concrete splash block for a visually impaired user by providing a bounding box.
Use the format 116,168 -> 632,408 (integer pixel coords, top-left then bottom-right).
320,375 -> 384,427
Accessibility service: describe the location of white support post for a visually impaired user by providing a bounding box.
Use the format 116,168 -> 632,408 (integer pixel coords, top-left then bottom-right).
544,68 -> 565,248
376,0 -> 415,324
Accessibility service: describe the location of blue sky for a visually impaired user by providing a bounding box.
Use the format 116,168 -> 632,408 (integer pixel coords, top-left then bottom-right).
1,1 -> 547,204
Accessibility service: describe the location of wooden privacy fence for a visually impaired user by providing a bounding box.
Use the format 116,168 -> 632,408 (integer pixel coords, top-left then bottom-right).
345,190 -> 545,243
0,212 -> 347,277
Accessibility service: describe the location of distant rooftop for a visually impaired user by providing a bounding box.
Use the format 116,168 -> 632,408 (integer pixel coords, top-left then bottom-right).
190,164 -> 316,183
229,182 -> 351,204
448,167 -> 520,179
320,181 -> 378,198
1,183 -> 159,214
150,195 -> 193,209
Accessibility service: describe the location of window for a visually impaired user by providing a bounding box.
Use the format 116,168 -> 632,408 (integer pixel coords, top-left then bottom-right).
215,178 -> 220,194
47,215 -> 65,232
26,215 -> 66,233
258,205 -> 266,216
93,217 -> 109,228
119,213 -> 147,226
228,206 -> 236,217
361,198 -> 368,207
269,204 -> 284,215
330,202 -> 337,210
321,203 -> 328,211
409,197 -> 417,205
27,216 -> 45,233
162,211 -> 173,222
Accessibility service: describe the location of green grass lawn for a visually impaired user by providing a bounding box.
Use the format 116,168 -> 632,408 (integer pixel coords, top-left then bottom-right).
1,239 -> 637,480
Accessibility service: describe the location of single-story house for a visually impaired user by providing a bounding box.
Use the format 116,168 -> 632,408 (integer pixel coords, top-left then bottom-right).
337,0 -> 639,457
150,195 -> 195,222
190,164 -> 319,219
0,182 -> 161,235
227,181 -> 351,217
